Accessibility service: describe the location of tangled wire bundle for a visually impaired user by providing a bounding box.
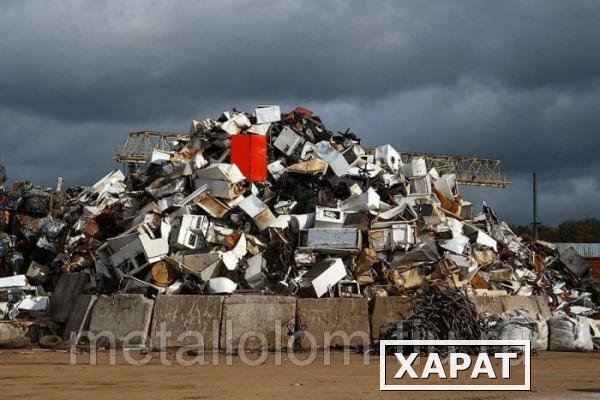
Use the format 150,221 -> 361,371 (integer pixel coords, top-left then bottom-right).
400,283 -> 493,354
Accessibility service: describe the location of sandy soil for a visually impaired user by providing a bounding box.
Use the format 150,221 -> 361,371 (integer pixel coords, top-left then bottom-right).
0,349 -> 598,399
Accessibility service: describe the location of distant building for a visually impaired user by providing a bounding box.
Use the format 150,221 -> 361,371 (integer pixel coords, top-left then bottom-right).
554,243 -> 600,283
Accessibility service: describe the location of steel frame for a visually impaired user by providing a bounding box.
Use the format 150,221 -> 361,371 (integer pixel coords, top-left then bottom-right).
400,152 -> 509,188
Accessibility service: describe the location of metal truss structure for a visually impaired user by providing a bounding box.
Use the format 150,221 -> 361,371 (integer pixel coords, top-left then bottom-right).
400,152 -> 509,188
114,131 -> 191,164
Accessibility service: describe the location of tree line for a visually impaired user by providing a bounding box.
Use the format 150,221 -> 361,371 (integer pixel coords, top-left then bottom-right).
512,218 -> 600,243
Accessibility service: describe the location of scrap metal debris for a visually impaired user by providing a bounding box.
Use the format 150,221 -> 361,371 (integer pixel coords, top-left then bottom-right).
0,105 -> 598,349
381,284 -> 489,354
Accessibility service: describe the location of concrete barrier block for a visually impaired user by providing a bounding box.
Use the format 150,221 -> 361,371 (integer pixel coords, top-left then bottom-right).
63,294 -> 97,342
220,295 -> 295,351
49,273 -> 89,323
534,295 -> 552,317
297,298 -> 370,349
471,296 -> 504,315
370,296 -> 413,341
501,296 -> 541,316
150,295 -> 224,349
89,294 -> 154,346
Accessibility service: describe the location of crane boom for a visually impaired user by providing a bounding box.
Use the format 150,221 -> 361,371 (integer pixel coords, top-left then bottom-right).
114,131 -> 190,164
400,152 -> 509,188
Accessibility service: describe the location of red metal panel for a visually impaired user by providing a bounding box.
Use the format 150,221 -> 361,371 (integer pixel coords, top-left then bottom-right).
249,135 -> 267,181
231,135 -> 250,179
231,134 -> 267,182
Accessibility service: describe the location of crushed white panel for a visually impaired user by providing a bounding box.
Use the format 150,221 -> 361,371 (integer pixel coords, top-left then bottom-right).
254,105 -> 281,124
0,275 -> 28,288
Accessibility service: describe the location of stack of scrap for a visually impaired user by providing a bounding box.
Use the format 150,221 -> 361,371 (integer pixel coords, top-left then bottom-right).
0,104 -> 597,328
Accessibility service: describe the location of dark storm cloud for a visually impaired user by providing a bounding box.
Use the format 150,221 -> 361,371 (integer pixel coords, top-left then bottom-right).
0,0 -> 598,225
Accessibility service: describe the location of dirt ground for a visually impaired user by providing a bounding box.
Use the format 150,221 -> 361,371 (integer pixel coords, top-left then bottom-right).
0,349 -> 598,400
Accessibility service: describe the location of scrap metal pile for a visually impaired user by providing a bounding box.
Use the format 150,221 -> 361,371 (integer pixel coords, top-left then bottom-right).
0,105 -> 598,322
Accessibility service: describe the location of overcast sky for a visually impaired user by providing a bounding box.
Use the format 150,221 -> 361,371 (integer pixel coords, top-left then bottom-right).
0,0 -> 598,225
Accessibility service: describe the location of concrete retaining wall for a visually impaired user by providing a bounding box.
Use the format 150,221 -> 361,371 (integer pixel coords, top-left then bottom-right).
296,298 -> 370,349
64,293 -> 556,349
369,296 -> 413,341
471,296 -> 504,315
534,295 -> 552,317
220,295 -> 295,351
500,296 -> 543,316
150,295 -> 223,349
88,294 -> 154,346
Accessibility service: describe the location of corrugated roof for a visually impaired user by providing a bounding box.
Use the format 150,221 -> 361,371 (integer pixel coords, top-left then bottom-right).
554,243 -> 600,258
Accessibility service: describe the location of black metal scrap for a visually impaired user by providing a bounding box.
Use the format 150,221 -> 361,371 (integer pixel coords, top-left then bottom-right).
383,283 -> 496,355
